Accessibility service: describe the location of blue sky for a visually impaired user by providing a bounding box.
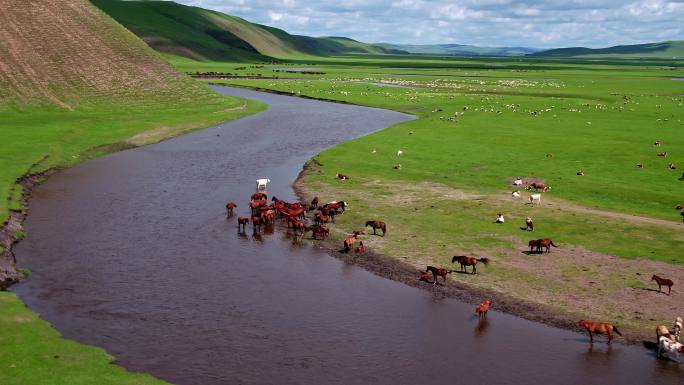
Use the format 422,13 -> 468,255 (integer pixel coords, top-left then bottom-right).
175,0 -> 684,48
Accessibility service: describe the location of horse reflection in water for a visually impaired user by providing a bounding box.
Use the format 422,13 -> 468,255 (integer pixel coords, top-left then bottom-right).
475,318 -> 490,337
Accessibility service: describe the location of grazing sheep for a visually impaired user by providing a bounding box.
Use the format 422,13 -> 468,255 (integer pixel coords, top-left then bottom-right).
397,150 -> 403,156
545,153 -> 554,158
637,163 -> 645,168
668,163 -> 677,170
495,213 -> 505,223
393,164 -> 402,170
577,169 -> 585,176
529,194 -> 542,205
654,139 -> 662,146
658,151 -> 668,157
511,190 -> 521,198
525,217 -> 534,231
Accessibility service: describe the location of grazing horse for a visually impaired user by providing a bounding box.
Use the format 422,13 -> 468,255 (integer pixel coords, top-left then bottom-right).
237,216 -> 249,232
355,241 -> 366,254
476,300 -> 492,320
225,202 -> 237,216
451,256 -> 490,274
251,192 -> 267,201
652,274 -> 674,295
538,238 -> 558,253
577,320 -> 622,344
365,220 -> 386,236
525,217 -> 534,231
426,266 -> 450,285
527,182 -> 550,192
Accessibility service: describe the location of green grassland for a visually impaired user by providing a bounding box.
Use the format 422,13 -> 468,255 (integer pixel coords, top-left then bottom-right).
194,56 -> 683,337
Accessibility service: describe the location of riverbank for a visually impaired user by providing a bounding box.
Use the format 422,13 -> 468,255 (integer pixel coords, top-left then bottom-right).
292,160 -> 684,345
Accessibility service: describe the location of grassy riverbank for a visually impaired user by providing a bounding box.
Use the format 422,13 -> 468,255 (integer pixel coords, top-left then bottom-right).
190,56 -> 683,340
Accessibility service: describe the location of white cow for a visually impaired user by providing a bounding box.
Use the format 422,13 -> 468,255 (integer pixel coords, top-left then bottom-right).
529,193 -> 542,204
658,336 -> 684,362
256,178 -> 270,191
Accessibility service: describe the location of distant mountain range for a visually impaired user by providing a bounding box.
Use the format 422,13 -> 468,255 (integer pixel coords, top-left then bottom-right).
527,41 -> 684,59
376,43 -> 540,57
92,0 -> 684,61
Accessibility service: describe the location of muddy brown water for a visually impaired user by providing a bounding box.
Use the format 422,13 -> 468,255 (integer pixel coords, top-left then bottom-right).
13,86 -> 681,384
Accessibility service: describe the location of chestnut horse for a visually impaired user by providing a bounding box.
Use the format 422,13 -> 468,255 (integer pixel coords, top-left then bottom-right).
251,215 -> 263,232
237,216 -> 249,232
451,256 -> 490,274
652,274 -> 674,295
476,300 -> 492,320
538,238 -> 558,253
426,266 -> 450,285
290,220 -> 306,235
577,320 -> 622,344
225,202 -> 237,216
365,220 -> 386,236
307,225 -> 329,240
355,241 -> 366,254
343,235 -> 358,253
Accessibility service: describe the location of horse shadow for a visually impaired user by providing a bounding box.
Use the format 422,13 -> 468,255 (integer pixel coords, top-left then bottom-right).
521,250 -> 543,256
641,287 -> 666,295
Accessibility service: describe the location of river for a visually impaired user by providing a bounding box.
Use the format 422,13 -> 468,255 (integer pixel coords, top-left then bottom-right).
13,86 -> 681,384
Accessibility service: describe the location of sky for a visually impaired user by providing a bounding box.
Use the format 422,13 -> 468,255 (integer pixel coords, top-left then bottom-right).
174,0 -> 684,48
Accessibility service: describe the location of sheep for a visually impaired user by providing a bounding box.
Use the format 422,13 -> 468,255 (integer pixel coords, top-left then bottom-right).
393,164 -> 402,170
511,190 -> 521,198
397,150 -> 403,156
529,194 -> 542,205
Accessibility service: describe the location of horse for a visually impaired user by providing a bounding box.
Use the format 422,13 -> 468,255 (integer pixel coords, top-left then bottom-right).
577,320 -> 622,344
237,216 -> 249,232
652,274 -> 674,295
365,220 -> 386,236
418,271 -> 433,284
249,200 -> 266,215
323,201 -> 347,213
251,215 -> 263,232
262,210 -> 276,224
308,225 -> 329,240
315,214 -> 333,225
343,234 -> 358,253
355,241 -> 366,254
290,220 -> 306,235
251,192 -> 267,201
476,300 -> 492,320
527,182 -> 550,192
658,336 -> 684,362
451,256 -> 490,274
528,239 -> 541,253
657,325 -> 672,342
225,202 -> 237,216
310,196 -> 319,209
525,217 -> 534,231
425,266 -> 450,285
538,238 -> 558,253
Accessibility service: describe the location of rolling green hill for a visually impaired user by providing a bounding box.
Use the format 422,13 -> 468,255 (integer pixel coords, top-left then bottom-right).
530,40 -> 684,59
92,0 -> 402,60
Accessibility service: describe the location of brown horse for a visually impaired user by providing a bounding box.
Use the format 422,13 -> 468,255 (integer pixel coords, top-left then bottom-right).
314,214 -> 333,225
249,200 -> 266,215
308,225 -> 329,240
251,192 -> 267,201
355,241 -> 366,254
262,210 -> 276,224
538,238 -> 558,253
426,266 -> 450,285
365,220 -> 386,236
528,239 -> 541,253
225,202 -> 237,216
577,320 -> 622,344
528,182 -> 550,192
652,274 -> 674,295
476,300 -> 492,320
237,216 -> 249,232
251,215 -> 263,232
343,235 -> 358,253
290,220 -> 306,235
451,256 -> 490,274
418,271 -> 433,284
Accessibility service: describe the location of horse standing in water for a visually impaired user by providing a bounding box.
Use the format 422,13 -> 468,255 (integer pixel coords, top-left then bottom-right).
365,220 -> 386,236
225,202 -> 237,216
451,256 -> 490,274
476,300 -> 492,320
237,217 -> 249,232
577,320 -> 622,344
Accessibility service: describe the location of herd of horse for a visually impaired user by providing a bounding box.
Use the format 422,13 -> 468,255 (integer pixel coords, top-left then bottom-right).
226,185 -> 680,360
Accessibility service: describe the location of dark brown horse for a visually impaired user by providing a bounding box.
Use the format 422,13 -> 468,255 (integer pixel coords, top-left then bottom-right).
355,241 -> 366,254
528,239 -> 541,253
652,274 -> 674,295
307,225 -> 329,240
365,220 -> 386,236
451,256 -> 490,274
426,266 -> 450,284
251,215 -> 263,232
237,216 -> 249,232
476,300 -> 492,320
538,238 -> 558,253
315,214 -> 333,225
577,320 -> 622,344
225,202 -> 237,216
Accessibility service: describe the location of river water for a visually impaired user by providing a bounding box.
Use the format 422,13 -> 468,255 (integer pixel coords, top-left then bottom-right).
13,86 -> 681,384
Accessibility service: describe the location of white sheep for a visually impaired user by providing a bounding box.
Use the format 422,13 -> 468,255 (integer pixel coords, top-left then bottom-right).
529,194 -> 542,204
397,150 -> 403,156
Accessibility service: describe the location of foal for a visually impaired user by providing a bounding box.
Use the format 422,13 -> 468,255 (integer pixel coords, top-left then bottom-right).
577,320 -> 622,344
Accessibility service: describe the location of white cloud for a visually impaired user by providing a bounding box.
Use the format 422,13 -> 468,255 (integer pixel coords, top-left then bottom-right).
174,0 -> 684,48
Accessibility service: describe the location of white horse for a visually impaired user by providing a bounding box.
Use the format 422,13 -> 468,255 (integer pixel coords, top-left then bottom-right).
658,336 -> 684,362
